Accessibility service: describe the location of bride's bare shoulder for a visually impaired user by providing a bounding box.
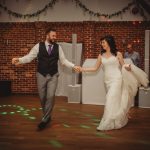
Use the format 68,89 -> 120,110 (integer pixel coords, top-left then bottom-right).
98,54 -> 102,58
97,54 -> 102,61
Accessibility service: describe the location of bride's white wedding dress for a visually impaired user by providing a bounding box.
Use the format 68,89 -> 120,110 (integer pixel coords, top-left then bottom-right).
97,56 -> 149,131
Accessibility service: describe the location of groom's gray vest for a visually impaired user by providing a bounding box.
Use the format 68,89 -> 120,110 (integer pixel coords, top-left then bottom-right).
37,42 -> 59,76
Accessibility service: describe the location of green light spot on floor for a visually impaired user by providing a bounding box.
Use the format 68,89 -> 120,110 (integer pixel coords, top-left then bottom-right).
59,108 -> 68,112
48,140 -> 63,148
28,116 -> 36,120
8,105 -> 11,107
31,108 -> 37,110
3,105 -> 7,107
23,113 -> 29,116
1,112 -> 7,115
23,111 -> 29,114
63,124 -> 70,128
26,109 -> 31,112
16,111 -> 21,113
39,108 -> 42,110
13,105 -> 16,107
92,123 -> 99,126
80,125 -> 91,129
96,132 -> 112,139
92,119 -> 100,122
84,114 -> 93,117
10,112 -> 15,114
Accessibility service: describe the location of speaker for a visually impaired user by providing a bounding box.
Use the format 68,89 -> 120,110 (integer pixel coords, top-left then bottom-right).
139,87 -> 150,108
68,84 -> 81,103
0,81 -> 11,96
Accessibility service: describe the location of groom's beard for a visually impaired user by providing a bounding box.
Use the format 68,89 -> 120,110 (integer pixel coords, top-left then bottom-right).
48,38 -> 55,44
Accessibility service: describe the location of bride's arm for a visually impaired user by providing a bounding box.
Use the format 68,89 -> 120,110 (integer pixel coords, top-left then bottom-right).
82,54 -> 102,72
117,51 -> 131,71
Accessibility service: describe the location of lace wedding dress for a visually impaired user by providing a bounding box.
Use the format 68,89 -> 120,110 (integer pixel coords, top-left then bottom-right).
97,56 -> 149,131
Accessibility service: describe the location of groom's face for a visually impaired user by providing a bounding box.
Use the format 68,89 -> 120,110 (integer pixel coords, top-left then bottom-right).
47,31 -> 57,44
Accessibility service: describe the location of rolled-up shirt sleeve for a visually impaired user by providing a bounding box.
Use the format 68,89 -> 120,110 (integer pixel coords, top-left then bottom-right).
59,45 -> 75,69
19,43 -> 39,64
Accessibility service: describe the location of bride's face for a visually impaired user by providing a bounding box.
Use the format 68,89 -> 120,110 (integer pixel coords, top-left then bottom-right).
101,40 -> 110,50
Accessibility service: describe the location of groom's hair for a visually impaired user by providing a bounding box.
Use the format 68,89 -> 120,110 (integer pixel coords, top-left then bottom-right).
45,28 -> 56,35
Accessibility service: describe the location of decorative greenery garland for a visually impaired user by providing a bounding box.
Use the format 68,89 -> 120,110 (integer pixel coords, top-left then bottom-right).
0,0 -> 147,20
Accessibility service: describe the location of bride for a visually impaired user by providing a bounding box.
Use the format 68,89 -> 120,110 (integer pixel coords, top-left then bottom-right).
80,35 -> 149,131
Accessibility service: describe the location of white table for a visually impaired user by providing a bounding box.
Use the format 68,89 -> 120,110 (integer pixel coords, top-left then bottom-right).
139,87 -> 150,108
82,59 -> 106,105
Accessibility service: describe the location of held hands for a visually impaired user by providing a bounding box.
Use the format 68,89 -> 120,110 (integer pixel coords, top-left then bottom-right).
73,66 -> 84,73
12,58 -> 20,66
73,66 -> 81,73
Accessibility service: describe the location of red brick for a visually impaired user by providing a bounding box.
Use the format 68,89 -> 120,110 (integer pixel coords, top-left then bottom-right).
0,21 -> 149,93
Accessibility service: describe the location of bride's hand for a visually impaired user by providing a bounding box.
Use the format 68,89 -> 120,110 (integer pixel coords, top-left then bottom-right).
79,67 -> 85,72
124,64 -> 131,71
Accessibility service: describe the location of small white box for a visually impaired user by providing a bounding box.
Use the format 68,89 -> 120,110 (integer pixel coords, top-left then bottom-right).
67,84 -> 81,103
139,87 -> 150,108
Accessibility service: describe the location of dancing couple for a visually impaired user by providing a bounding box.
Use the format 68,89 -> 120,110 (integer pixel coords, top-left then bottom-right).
12,29 -> 149,131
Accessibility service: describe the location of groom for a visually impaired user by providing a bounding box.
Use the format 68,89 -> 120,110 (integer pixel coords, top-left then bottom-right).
12,28 -> 80,130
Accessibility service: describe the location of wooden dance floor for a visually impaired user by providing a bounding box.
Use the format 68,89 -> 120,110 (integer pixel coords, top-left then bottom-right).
0,95 -> 150,150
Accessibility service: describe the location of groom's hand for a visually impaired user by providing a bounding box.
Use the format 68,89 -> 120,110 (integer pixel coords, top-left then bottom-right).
73,66 -> 81,73
12,58 -> 20,66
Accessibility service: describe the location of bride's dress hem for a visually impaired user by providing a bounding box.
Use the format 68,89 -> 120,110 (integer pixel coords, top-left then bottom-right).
96,117 -> 128,131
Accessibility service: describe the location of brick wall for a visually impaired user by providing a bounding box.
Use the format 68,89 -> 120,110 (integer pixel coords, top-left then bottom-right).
0,21 -> 149,94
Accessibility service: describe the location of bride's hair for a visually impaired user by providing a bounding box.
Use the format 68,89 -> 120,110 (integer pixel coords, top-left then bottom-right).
100,35 -> 118,56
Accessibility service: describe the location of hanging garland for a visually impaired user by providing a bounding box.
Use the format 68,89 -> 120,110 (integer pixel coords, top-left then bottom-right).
133,0 -> 147,20
0,0 -> 59,18
74,0 -> 134,18
0,0 -> 147,20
